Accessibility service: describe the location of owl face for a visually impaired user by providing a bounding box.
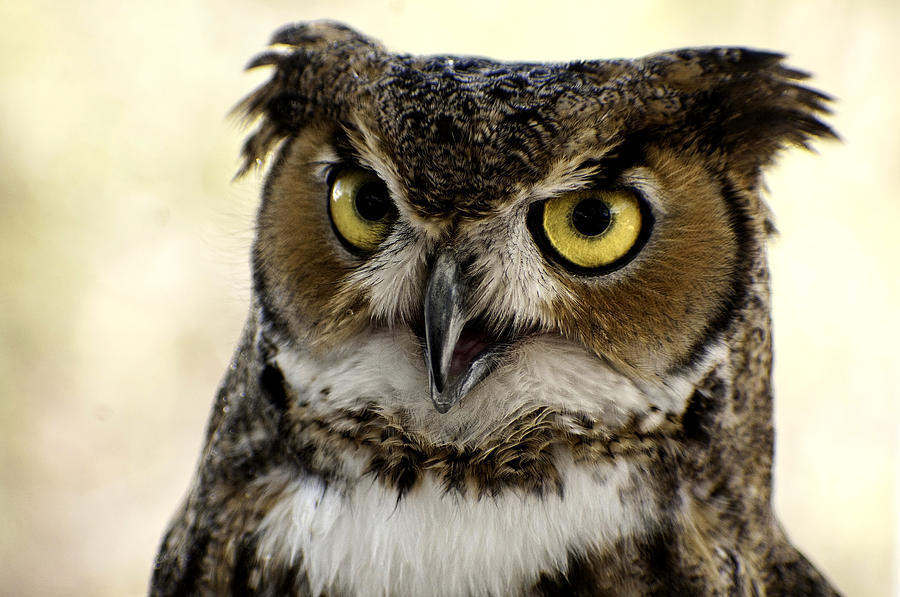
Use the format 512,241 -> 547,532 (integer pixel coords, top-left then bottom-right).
242,21 -> 833,445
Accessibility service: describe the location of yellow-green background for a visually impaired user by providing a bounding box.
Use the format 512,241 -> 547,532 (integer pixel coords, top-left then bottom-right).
2,1 -> 897,595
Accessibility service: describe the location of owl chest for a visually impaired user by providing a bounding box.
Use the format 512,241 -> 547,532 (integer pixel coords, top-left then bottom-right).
255,456 -> 657,597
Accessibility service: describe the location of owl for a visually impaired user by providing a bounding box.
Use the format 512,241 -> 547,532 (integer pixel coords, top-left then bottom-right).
150,21 -> 840,596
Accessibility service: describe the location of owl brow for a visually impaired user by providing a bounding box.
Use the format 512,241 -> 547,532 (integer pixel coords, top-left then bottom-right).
577,136 -> 650,188
546,139 -> 650,198
322,127 -> 380,174
566,159 -> 619,190
307,160 -> 337,184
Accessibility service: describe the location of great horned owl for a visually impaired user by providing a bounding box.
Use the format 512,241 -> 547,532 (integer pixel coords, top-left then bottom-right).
150,21 -> 840,596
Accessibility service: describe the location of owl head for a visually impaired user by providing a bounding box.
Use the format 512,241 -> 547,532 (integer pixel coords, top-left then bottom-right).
234,21 -> 834,447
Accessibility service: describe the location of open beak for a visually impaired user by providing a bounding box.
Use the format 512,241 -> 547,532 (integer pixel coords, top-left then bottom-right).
422,251 -> 505,413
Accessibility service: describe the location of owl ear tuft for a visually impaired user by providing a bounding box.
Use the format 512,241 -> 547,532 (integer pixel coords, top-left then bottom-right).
267,20 -> 367,49
640,48 -> 838,179
231,21 -> 383,178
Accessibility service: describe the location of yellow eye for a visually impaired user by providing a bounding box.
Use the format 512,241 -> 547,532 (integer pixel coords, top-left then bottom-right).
328,168 -> 396,253
531,189 -> 646,272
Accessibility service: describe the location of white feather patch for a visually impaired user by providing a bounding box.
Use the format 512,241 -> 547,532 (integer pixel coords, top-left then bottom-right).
256,452 -> 654,597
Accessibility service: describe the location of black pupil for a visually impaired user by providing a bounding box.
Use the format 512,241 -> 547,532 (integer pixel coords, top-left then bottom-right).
355,183 -> 390,221
571,198 -> 611,236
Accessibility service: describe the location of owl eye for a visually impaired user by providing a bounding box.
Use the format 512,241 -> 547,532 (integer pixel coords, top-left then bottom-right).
529,189 -> 647,273
328,167 -> 396,253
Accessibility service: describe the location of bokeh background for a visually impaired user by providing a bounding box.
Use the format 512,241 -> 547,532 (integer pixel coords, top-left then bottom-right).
2,0 -> 897,595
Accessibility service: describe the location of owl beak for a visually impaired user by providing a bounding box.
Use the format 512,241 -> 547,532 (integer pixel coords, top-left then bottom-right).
422,251 -> 500,413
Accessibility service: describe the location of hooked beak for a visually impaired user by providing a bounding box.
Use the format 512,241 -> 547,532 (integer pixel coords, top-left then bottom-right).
422,251 -> 505,413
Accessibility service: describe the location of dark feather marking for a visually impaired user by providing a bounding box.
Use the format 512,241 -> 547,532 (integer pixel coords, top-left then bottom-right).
150,523 -> 212,597
258,362 -> 288,412
641,527 -> 698,596
230,534 -> 258,597
281,400 -> 676,498
531,551 -> 611,597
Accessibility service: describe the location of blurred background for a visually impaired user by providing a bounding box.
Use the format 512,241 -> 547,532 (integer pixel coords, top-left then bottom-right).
1,0 -> 897,595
